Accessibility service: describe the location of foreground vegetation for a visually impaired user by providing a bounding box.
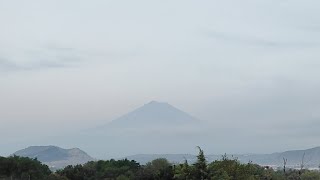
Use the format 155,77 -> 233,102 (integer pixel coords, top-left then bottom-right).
1,147 -> 320,180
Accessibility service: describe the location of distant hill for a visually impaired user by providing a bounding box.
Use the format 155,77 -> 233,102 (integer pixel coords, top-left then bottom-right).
125,146 -> 320,169
13,146 -> 94,170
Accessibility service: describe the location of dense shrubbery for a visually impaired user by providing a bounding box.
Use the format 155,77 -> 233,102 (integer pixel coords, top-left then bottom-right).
57,159 -> 140,180
1,148 -> 320,180
0,155 -> 51,180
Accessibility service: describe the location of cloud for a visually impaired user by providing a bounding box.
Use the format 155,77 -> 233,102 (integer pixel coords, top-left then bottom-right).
0,58 -> 69,72
0,59 -> 22,71
206,30 -> 319,48
0,45 -> 83,72
45,43 -> 76,52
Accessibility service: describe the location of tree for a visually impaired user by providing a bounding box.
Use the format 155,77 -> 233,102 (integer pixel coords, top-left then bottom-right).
193,146 -> 207,180
141,158 -> 174,180
174,159 -> 191,180
47,173 -> 69,180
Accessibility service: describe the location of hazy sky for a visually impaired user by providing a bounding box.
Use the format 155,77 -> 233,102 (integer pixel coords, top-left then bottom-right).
1,0 -> 320,155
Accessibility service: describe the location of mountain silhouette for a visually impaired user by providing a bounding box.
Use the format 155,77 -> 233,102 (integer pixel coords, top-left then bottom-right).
106,101 -> 198,129
55,101 -> 207,158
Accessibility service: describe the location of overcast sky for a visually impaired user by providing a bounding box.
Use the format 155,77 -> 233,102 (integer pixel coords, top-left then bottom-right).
1,0 -> 320,156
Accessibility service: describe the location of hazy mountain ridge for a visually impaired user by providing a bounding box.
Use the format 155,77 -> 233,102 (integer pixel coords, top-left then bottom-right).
13,146 -> 94,170
17,101 -> 319,164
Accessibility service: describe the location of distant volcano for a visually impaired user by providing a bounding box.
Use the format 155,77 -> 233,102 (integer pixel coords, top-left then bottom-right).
62,101 -> 207,158
105,101 -> 199,129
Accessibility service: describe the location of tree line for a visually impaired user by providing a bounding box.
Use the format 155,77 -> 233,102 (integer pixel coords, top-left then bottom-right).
1,147 -> 320,180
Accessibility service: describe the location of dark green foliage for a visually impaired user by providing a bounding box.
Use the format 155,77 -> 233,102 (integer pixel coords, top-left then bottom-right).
56,164 -> 93,180
301,170 -> 320,180
57,158 -> 140,180
174,160 -> 191,180
0,155 -> 51,180
139,158 -> 174,180
208,154 -> 265,180
47,173 -> 69,180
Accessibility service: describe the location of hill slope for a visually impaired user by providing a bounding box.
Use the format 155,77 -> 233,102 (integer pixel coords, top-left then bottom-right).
13,146 -> 94,170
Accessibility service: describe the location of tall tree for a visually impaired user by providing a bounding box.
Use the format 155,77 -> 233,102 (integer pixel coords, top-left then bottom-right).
193,146 -> 207,180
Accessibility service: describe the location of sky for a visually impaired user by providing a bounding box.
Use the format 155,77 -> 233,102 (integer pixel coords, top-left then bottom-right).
1,0 -> 320,156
